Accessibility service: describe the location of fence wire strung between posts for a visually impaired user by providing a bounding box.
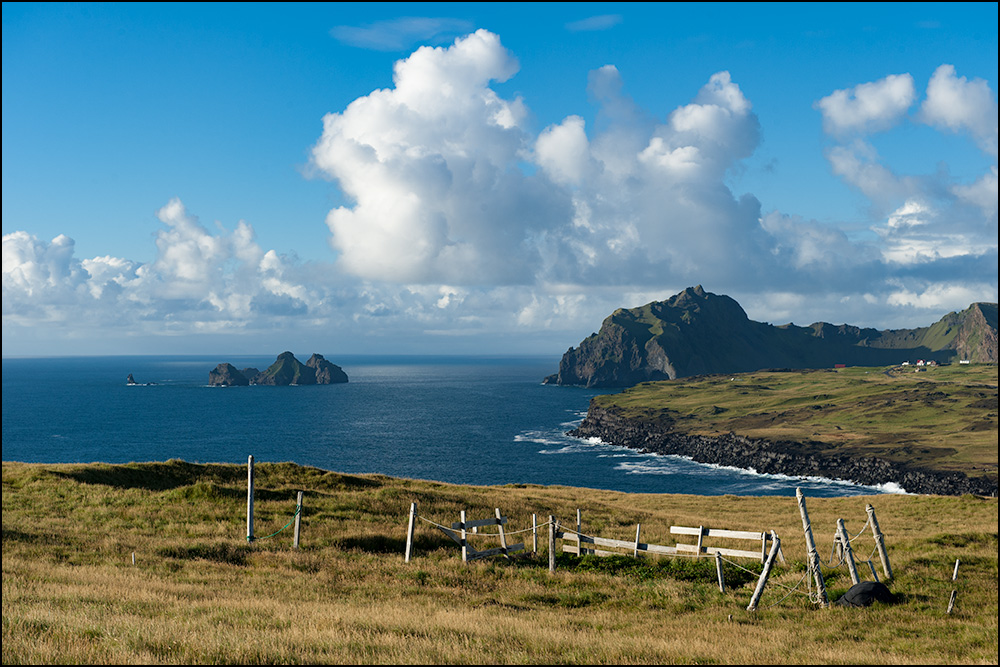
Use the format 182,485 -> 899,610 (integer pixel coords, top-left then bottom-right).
401,487 -> 897,613
240,455 -> 907,614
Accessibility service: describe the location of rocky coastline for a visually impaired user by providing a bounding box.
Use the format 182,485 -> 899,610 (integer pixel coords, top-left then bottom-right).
570,404 -> 998,497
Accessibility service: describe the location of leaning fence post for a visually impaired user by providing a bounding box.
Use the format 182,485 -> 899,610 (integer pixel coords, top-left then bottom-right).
796,488 -> 829,607
634,523 -> 642,558
715,551 -> 726,593
495,508 -> 510,559
696,525 -> 705,557
246,455 -> 255,543
548,515 -> 556,573
866,504 -> 892,580
836,518 -> 860,585
404,502 -> 418,563
947,559 -> 960,614
293,491 -> 304,549
747,533 -> 781,611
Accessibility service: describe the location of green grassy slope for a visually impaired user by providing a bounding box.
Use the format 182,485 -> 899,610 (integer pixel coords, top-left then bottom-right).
591,364 -> 998,480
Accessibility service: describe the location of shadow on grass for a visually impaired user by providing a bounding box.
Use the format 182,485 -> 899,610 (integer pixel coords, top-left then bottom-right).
334,533 -> 453,554
157,542 -> 251,566
51,460 -> 243,491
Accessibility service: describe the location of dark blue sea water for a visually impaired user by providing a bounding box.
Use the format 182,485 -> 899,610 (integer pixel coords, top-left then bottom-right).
1,355 -> 900,497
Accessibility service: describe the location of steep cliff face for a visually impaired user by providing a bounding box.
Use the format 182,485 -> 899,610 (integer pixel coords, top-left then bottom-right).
954,303 -> 999,363
208,363 -> 250,387
306,353 -> 349,384
545,286 -> 998,388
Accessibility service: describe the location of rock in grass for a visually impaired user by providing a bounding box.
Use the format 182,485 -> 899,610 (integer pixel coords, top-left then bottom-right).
835,581 -> 895,608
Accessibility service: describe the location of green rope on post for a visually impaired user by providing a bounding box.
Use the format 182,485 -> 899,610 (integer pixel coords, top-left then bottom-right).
254,504 -> 302,542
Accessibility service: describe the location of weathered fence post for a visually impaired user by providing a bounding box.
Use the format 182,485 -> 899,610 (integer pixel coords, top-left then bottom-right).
293,491 -> 304,549
460,510 -> 468,563
634,523 -> 642,558
495,508 -> 510,559
747,533 -> 781,611
796,488 -> 829,607
947,559 -> 960,614
577,509 -> 587,555
715,551 -> 726,593
548,515 -> 556,573
696,525 -> 705,557
532,513 -> 538,554
404,502 -> 418,563
246,455 -> 255,543
836,518 -> 861,585
866,504 -> 892,580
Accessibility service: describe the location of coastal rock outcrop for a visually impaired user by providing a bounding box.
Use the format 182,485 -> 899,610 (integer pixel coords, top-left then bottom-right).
570,403 -> 998,497
307,353 -> 349,384
208,363 -> 250,387
545,286 -> 999,388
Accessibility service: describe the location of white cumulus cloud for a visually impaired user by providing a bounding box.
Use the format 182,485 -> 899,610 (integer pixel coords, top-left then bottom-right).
815,73 -> 916,135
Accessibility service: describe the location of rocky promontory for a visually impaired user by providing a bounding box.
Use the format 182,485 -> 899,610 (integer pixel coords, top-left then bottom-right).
208,352 -> 348,386
546,286 -> 999,388
570,403 -> 997,497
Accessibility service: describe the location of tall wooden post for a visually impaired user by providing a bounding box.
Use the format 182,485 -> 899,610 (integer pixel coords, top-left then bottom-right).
460,510 -> 468,563
715,551 -> 726,593
634,523 -> 642,558
246,455 -> 255,543
836,518 -> 860,585
576,509 -> 587,555
532,514 -> 538,554
404,502 -> 417,563
293,491 -> 303,549
866,504 -> 892,580
796,488 -> 828,607
548,516 -> 556,573
747,534 -> 781,611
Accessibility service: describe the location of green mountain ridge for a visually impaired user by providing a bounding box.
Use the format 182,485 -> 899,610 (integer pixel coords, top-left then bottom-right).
544,286 -> 999,388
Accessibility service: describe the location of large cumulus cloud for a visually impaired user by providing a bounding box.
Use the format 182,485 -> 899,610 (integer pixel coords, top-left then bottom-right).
4,30 -> 997,354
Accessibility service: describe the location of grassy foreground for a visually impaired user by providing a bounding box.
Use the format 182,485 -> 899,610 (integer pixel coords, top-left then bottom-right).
2,459 -> 997,665
591,364 -> 998,481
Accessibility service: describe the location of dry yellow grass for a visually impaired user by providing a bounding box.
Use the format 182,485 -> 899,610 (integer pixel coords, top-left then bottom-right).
2,460 -> 997,664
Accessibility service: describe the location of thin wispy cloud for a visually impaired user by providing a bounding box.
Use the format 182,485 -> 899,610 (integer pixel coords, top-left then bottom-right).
565,14 -> 623,32
331,17 -> 475,51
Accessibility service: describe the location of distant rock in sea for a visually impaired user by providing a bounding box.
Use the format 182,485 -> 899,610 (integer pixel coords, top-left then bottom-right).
208,363 -> 250,387
307,353 -> 349,384
208,352 -> 348,386
126,373 -> 137,385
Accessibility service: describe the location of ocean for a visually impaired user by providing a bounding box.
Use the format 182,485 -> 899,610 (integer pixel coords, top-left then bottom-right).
1,355 -> 899,497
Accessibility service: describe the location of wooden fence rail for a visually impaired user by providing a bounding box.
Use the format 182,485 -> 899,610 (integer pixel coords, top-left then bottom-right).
671,525 -> 786,564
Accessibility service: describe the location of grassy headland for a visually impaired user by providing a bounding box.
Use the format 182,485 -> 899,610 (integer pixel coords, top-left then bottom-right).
588,364 -> 998,483
2,459 -> 997,664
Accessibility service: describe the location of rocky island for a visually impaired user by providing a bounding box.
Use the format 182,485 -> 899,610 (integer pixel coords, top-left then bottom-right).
208,352 -> 348,386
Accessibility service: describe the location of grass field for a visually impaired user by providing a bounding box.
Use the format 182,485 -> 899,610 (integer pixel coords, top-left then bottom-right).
2,459 -> 997,664
589,364 -> 998,480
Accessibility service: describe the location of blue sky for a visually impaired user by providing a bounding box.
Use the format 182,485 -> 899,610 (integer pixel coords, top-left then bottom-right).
3,2 -> 997,357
